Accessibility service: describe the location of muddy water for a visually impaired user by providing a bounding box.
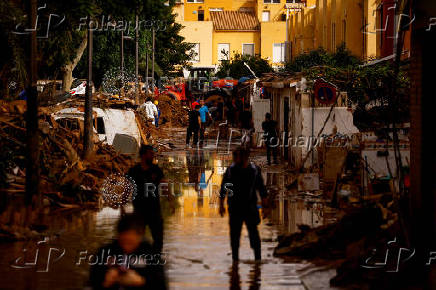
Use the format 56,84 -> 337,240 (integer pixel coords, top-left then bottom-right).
0,144 -> 335,289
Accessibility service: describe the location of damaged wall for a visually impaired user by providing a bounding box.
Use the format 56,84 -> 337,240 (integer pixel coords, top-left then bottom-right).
300,107 -> 359,168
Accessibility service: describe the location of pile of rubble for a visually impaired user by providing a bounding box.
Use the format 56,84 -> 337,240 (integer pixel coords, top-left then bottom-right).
135,110 -> 174,151
0,92 -> 188,207
157,94 -> 189,127
273,192 -> 402,288
0,100 -> 135,206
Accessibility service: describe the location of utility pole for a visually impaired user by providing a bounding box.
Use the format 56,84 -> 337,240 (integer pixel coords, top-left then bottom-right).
135,13 -> 139,104
83,16 -> 93,159
151,27 -> 155,91
121,29 -> 124,82
25,0 -> 40,207
145,46 -> 149,93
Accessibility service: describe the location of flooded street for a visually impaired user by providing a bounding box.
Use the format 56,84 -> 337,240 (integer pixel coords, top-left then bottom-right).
0,130 -> 337,289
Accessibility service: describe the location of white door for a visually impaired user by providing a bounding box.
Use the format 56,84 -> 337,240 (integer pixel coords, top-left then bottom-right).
252,99 -> 271,144
217,43 -> 230,61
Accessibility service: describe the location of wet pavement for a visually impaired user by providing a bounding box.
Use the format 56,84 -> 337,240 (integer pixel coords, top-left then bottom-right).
0,128 -> 338,289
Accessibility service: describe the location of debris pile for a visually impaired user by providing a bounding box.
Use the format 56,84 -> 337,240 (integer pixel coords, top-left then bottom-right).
134,109 -> 174,150
274,194 -> 403,288
0,100 -> 135,206
157,94 -> 189,127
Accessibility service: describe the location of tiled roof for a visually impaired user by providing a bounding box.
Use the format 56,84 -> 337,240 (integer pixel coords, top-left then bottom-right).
210,11 -> 260,31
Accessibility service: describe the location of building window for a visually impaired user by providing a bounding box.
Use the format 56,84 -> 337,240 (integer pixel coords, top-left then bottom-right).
264,0 -> 280,4
242,43 -> 254,56
187,0 -> 203,3
286,0 -> 304,2
262,11 -> 270,22
190,43 -> 200,62
209,8 -> 223,12
218,43 -> 230,61
198,10 -> 204,21
273,43 -> 285,63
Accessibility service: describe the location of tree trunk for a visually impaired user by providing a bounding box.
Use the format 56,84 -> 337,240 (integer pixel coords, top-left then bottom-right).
83,20 -> 93,159
62,35 -> 88,92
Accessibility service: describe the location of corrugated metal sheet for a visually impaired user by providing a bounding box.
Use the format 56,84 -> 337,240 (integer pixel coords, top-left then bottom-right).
210,11 -> 260,31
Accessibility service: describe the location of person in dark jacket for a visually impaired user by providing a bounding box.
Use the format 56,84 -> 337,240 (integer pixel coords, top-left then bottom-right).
219,147 -> 268,261
127,145 -> 164,252
89,214 -> 167,290
261,113 -> 278,165
186,105 -> 201,148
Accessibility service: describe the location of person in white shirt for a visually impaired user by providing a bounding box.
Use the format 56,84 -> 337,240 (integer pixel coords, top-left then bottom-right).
141,97 -> 158,125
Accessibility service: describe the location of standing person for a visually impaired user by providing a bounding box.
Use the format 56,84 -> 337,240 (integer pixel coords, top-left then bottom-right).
217,101 -> 224,121
191,99 -> 200,110
89,214 -> 167,289
186,105 -> 201,148
127,145 -> 164,252
219,147 -> 268,262
240,109 -> 254,148
262,113 -> 278,165
235,98 -> 243,125
225,99 -> 235,126
199,99 -> 212,147
154,100 -> 161,128
141,97 -> 158,125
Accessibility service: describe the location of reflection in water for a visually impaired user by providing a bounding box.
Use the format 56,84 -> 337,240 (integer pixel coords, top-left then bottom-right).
229,263 -> 261,290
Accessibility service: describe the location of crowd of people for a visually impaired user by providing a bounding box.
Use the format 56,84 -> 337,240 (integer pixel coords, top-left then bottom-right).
185,96 -> 279,164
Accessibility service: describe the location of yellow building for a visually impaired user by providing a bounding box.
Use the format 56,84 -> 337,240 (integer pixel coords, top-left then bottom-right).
288,0 -> 381,61
173,0 -> 290,69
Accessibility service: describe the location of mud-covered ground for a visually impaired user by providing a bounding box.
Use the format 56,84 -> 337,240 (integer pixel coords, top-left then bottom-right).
0,128 -> 340,289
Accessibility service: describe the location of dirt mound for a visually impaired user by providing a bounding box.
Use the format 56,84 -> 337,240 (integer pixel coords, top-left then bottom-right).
157,94 -> 188,127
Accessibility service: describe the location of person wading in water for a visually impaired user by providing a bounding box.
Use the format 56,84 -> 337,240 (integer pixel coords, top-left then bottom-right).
219,147 -> 268,262
127,145 -> 164,252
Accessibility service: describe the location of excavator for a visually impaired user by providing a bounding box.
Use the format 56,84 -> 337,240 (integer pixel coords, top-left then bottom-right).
157,67 -> 238,106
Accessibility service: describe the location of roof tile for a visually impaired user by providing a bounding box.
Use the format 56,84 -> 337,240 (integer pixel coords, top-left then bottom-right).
210,11 -> 260,31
